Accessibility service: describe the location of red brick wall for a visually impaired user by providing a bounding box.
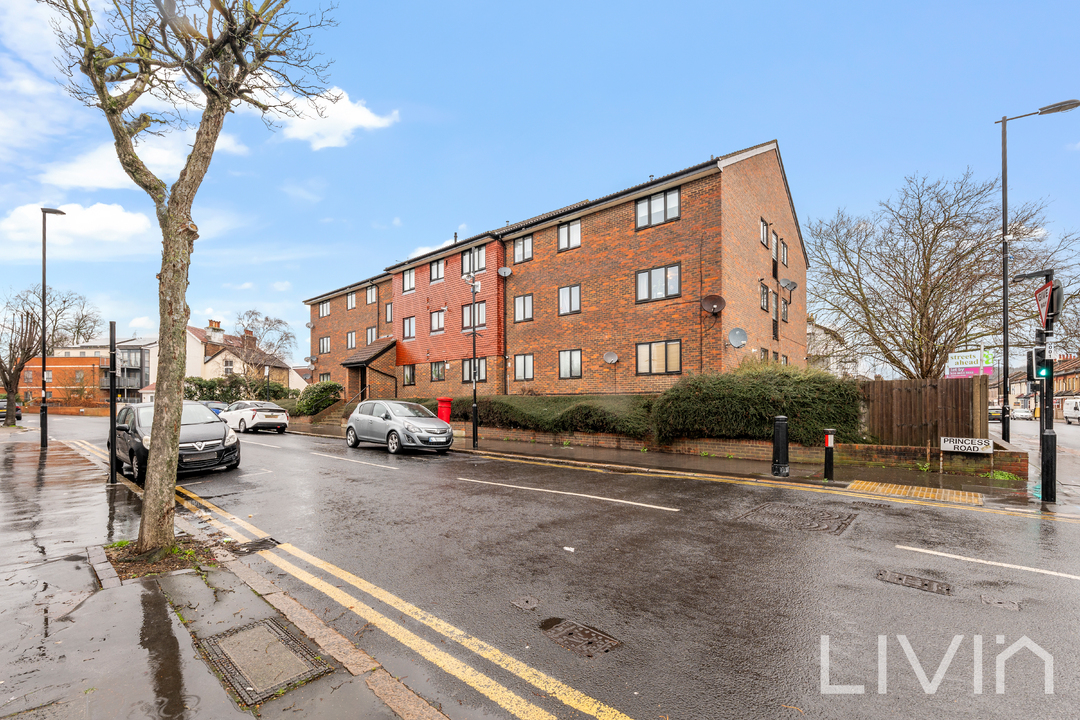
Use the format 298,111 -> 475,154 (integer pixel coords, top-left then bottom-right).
307,277 -> 391,388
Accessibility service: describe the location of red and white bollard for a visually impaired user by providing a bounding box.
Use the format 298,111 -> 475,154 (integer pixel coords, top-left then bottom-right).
824,428 -> 835,482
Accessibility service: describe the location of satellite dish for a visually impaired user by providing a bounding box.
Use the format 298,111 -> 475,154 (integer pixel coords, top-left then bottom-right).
497,267 -> 513,277
728,328 -> 748,349
701,295 -> 725,314
603,351 -> 618,364
780,279 -> 798,292
305,322 -> 314,329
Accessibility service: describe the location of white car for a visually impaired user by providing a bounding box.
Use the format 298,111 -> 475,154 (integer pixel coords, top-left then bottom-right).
219,400 -> 290,434
1011,407 -> 1033,421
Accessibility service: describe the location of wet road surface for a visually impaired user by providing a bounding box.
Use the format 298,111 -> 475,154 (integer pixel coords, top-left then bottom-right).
28,415 -> 1080,719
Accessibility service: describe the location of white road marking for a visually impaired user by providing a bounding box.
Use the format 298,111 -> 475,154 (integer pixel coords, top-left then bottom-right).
310,452 -> 398,471
236,469 -> 273,479
456,477 -> 680,512
897,545 -> 1080,582
242,440 -> 281,448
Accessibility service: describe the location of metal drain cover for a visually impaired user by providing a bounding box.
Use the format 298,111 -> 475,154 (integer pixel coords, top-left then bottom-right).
851,501 -> 891,509
540,618 -> 620,658
199,618 -> 331,705
512,595 -> 539,611
878,570 -> 951,596
982,595 -> 1020,611
737,503 -> 858,535
229,537 -> 280,556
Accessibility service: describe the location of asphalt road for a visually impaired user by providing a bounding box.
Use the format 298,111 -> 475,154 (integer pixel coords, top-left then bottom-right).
24,414 -> 1080,719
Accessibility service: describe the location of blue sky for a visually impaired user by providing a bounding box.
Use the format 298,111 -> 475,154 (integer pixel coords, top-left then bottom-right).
1,0 -> 1077,365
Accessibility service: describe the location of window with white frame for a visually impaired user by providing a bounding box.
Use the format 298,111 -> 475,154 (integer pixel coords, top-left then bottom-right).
760,348 -> 768,361
781,298 -> 789,322
558,220 -> 581,251
514,236 -> 533,263
760,285 -> 769,312
635,188 -> 680,229
462,301 -> 486,330
514,354 -> 534,381
403,268 -> 415,292
319,301 -> 330,317
224,359 -> 234,375
782,355 -> 789,365
385,303 -> 392,323
346,331 -> 356,349
772,292 -> 778,321
514,294 -> 533,322
367,327 -> 377,345
430,258 -> 445,282
403,364 -> 415,386
461,245 -> 486,275
636,340 -> 681,375
636,264 -> 680,302
559,349 -> 582,379
781,240 -> 788,266
430,310 -> 445,333
346,292 -> 356,310
431,361 -> 445,382
320,373 -> 331,382
319,337 -> 330,354
403,317 -> 415,339
462,358 -> 487,382
760,219 -> 769,247
366,286 -> 377,304
558,285 -> 580,315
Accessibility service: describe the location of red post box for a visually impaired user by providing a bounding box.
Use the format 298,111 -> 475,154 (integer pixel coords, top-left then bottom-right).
437,397 -> 452,423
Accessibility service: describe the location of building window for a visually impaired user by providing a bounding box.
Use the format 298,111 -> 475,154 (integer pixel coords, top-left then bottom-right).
25,370 -> 32,383
462,358 -> 487,382
773,351 -> 779,363
760,348 -> 768,361
318,337 -> 330,354
461,245 -> 486,275
430,310 -> 445,333
64,351 -> 70,357
559,349 -> 582,379
403,317 -> 415,340
514,235 -> 533,263
558,285 -> 581,315
514,354 -> 534,381
385,303 -> 392,323
636,340 -> 681,375
431,361 -> 446,382
403,364 -> 415,386
346,331 -> 356,349
430,259 -> 445,282
79,351 -> 86,357
366,327 -> 376,345
761,219 -> 769,247
760,284 -> 769,311
346,292 -> 356,310
514,294 -> 533,322
462,301 -> 486,330
781,298 -> 789,322
403,268 -> 415,293
558,220 -> 581,251
635,188 -> 680,229
781,240 -> 788,266
320,373 -> 331,382
772,231 -> 779,279
75,370 -> 84,383
782,355 -> 789,365
319,301 -> 330,317
366,286 -> 377,304
636,264 -> 680,302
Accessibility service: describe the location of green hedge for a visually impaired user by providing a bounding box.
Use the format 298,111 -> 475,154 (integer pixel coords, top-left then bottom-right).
650,364 -> 862,446
295,381 -> 344,416
399,394 -> 653,439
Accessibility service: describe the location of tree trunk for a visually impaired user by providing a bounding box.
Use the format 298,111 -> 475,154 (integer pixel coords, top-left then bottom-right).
2,380 -> 18,426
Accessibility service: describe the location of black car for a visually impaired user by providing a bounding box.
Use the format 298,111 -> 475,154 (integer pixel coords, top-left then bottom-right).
988,406 -> 1002,422
108,401 -> 240,482
0,399 -> 22,421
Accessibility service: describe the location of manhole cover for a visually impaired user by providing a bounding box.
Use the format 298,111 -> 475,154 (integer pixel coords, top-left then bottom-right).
851,501 -> 891,509
877,570 -> 951,596
736,503 -> 857,535
198,618 -> 331,705
229,537 -> 280,556
981,595 -> 1020,611
540,618 -> 620,658
512,595 -> 539,611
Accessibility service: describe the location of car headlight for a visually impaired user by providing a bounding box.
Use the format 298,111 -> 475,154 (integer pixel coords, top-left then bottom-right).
403,422 -> 420,433
224,427 -> 238,446
142,435 -> 151,448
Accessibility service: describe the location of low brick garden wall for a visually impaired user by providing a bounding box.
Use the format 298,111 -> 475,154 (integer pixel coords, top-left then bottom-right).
449,422 -> 1028,484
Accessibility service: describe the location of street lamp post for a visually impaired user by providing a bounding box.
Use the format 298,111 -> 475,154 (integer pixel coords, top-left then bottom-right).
465,274 -> 479,449
39,208 -> 65,449
995,99 -> 1080,445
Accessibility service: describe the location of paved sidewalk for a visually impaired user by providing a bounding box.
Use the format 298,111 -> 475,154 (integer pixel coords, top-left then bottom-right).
0,437 -> 443,719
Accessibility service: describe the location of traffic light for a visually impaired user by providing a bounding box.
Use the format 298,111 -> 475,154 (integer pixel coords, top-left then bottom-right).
1033,347 -> 1051,379
1027,350 -> 1036,382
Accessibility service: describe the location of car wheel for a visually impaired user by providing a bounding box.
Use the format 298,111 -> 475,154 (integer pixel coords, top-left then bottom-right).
239,420 -> 247,433
346,427 -> 360,448
130,453 -> 146,483
277,427 -> 286,434
226,459 -> 240,470
387,431 -> 402,455
1067,418 -> 1071,425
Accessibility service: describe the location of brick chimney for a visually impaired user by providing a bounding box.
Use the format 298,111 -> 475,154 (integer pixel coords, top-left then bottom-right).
206,320 -> 224,345
243,329 -> 255,349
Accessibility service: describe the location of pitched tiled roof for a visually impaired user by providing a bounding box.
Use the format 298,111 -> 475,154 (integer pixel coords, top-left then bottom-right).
187,325 -> 243,348
302,272 -> 392,306
188,326 -> 290,369
341,338 -> 396,367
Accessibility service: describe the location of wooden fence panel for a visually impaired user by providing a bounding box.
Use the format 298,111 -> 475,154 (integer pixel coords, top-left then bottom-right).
860,376 -> 988,447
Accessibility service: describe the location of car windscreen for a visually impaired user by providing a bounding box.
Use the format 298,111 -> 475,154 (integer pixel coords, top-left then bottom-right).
386,402 -> 436,418
137,404 -> 221,428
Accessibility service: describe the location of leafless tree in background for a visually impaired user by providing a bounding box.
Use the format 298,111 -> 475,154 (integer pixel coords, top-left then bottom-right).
806,171 -> 1079,379
0,301 -> 41,427
232,310 -> 296,393
14,286 -> 102,353
41,0 -> 337,557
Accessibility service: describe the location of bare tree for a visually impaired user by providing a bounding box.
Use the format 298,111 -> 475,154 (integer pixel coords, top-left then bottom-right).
232,310 -> 295,393
64,295 -> 103,346
807,171 -> 1079,379
0,301 -> 41,427
42,0 -> 336,557
15,286 -> 102,352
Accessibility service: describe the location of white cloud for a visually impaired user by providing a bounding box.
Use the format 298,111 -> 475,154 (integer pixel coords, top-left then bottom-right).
0,202 -> 155,261
281,87 -> 399,150
0,56 -> 81,163
224,282 -> 254,290
0,1 -> 61,69
408,238 -> 455,259
1069,141 -> 1080,151
458,223 -> 468,232
392,217 -> 402,227
281,179 -> 324,203
129,316 -> 153,329
216,133 -> 250,155
272,281 -> 292,291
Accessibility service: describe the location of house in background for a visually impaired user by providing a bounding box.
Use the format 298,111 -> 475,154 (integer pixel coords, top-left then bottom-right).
186,320 -> 306,391
51,336 -> 158,403
22,356 -> 108,405
806,317 -> 858,378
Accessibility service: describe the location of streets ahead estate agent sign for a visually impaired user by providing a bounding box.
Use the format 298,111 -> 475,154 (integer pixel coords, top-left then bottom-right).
940,437 -> 993,454
945,349 -> 994,378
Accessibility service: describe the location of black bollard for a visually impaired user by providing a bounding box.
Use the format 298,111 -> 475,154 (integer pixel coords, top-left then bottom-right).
824,428 -> 835,482
772,416 -> 789,477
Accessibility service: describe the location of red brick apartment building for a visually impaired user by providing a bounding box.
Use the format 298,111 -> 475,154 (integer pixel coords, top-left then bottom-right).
304,140 -> 807,400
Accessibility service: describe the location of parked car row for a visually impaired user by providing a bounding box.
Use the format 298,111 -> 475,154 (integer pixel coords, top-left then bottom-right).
0,399 -> 22,421
108,401 -> 240,482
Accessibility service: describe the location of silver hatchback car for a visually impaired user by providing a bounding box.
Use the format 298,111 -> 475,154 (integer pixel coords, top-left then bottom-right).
346,400 -> 454,454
